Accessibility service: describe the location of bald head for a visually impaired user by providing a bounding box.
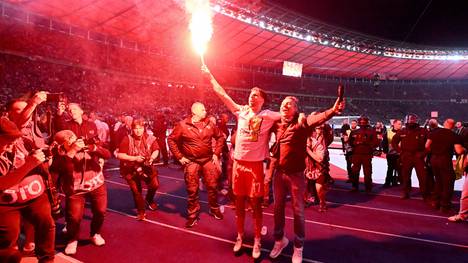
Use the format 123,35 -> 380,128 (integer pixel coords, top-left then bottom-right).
444,118 -> 455,129
191,102 -> 206,121
68,103 -> 84,123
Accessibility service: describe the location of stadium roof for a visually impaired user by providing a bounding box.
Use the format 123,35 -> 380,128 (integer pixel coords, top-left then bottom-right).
3,0 -> 468,80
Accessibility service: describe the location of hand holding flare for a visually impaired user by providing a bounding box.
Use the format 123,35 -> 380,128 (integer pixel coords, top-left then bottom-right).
186,0 -> 213,66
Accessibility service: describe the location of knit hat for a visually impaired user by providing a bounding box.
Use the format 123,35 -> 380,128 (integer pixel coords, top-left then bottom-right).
0,118 -> 23,138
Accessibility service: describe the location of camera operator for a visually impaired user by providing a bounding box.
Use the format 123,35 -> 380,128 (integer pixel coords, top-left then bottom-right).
117,118 -> 160,221
6,92 -> 52,254
55,102 -> 99,144
6,91 -> 48,150
0,118 -> 55,263
50,130 -> 110,255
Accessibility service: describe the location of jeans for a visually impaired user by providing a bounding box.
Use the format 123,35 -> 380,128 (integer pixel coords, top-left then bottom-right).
124,167 -> 159,212
273,170 -> 306,248
65,184 -> 107,241
0,194 -> 55,263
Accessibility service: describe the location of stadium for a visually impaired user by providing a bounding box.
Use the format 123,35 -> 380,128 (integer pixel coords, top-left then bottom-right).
0,0 -> 467,262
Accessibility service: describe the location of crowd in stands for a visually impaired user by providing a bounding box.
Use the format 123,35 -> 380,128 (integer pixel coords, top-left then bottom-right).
1,15 -> 467,128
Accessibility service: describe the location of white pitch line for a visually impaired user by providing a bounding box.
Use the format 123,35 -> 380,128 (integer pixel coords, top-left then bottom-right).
104,171 -> 453,219
105,180 -> 468,249
105,168 -> 460,204
326,201 -> 447,219
106,207 -> 322,263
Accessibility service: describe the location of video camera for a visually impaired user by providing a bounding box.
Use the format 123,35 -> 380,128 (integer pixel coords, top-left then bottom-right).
46,92 -> 67,103
77,136 -> 100,151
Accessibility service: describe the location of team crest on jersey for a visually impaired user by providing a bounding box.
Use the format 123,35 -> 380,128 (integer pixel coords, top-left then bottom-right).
240,116 -> 263,142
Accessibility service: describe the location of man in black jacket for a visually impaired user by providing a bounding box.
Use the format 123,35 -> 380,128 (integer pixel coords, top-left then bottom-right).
168,102 -> 225,228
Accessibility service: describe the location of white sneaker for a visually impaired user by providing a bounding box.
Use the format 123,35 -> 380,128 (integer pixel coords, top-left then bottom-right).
292,246 -> 303,263
91,234 -> 106,246
23,242 -> 35,252
233,236 -> 243,253
64,241 -> 78,255
269,236 -> 289,258
252,238 -> 261,259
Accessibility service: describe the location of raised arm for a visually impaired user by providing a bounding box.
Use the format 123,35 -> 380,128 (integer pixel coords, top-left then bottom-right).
12,91 -> 47,128
201,65 -> 241,114
307,97 -> 345,126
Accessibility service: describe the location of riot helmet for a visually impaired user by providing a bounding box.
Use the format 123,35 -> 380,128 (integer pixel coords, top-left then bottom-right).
404,113 -> 419,129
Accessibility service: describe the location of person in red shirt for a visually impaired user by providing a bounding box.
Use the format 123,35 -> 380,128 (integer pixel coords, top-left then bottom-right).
269,97 -> 343,263
117,119 -> 160,221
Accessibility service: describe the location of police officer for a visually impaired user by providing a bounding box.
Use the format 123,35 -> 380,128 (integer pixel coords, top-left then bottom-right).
349,116 -> 379,193
392,114 -> 430,200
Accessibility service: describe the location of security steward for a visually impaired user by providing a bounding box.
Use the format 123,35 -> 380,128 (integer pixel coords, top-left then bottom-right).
425,119 -> 465,212
168,102 -> 225,228
392,114 -> 430,200
349,116 -> 379,193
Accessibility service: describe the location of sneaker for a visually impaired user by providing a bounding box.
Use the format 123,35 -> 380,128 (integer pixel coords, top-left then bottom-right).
448,214 -> 467,222
91,234 -> 105,246
146,201 -> 158,211
185,217 -> 198,228
64,241 -> 78,255
22,242 -> 35,252
136,211 -> 146,221
318,203 -> 328,212
233,236 -> 243,253
269,236 -> 289,259
292,246 -> 303,263
252,238 -> 261,259
210,209 -> 223,220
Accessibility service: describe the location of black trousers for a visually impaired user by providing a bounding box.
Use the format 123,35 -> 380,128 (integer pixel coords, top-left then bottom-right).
351,154 -> 373,191
430,155 -> 455,209
124,167 -> 159,213
345,152 -> 353,179
156,137 -> 169,164
385,154 -> 401,185
0,194 -> 55,263
400,152 -> 430,198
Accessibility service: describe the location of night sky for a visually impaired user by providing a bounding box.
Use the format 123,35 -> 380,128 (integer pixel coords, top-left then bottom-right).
269,0 -> 468,48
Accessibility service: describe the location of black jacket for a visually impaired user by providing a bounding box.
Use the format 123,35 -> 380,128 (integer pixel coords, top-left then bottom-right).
168,118 -> 225,164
